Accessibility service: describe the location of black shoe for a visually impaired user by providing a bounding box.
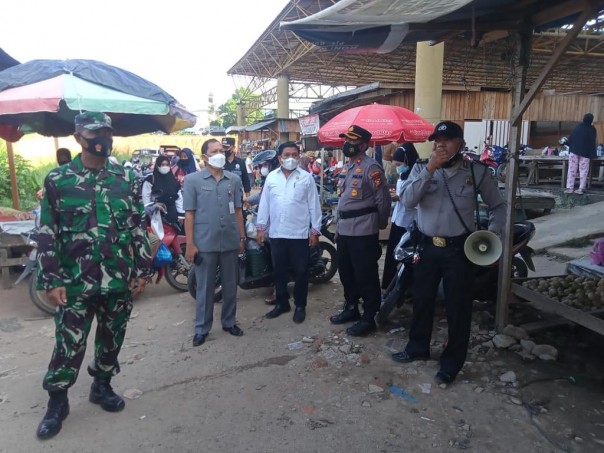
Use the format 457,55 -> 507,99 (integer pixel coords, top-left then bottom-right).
346,319 -> 377,337
265,305 -> 291,319
293,306 -> 306,324
193,333 -> 207,347
223,325 -> 243,336
391,350 -> 430,363
435,371 -> 455,386
89,378 -> 125,412
329,306 -> 361,325
36,392 -> 69,440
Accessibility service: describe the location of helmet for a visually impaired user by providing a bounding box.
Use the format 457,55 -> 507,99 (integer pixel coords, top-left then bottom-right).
252,150 -> 278,169
559,136 -> 568,145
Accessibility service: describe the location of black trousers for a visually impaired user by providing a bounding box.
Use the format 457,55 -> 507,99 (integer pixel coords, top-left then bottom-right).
337,234 -> 381,320
382,223 -> 406,290
270,238 -> 310,308
404,241 -> 475,378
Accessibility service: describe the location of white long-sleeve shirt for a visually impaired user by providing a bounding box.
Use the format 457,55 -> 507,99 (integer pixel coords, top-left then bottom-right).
142,180 -> 184,213
391,178 -> 417,229
256,166 -> 321,239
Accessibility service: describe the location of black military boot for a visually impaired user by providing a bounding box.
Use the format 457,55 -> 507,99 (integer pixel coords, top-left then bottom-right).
329,303 -> 361,325
89,378 -> 125,412
36,390 -> 69,440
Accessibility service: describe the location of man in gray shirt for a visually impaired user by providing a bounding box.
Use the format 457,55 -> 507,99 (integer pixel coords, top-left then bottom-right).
183,139 -> 246,347
391,121 -> 506,386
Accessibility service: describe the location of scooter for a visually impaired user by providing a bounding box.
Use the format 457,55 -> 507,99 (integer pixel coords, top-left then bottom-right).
376,221 -> 536,325
146,205 -> 191,292
187,208 -> 338,301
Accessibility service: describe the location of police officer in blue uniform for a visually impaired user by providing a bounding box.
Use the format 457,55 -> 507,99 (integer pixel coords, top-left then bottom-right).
329,125 -> 391,336
391,121 -> 506,386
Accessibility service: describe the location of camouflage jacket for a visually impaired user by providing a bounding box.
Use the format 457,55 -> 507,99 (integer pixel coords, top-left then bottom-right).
37,154 -> 153,297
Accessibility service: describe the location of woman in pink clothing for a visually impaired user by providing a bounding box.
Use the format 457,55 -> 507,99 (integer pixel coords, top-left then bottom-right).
565,113 -> 597,195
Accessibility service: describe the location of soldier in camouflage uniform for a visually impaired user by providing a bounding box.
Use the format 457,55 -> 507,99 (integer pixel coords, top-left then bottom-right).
35,112 -> 153,440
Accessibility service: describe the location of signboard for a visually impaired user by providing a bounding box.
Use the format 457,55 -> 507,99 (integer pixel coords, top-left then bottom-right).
299,114 -> 320,136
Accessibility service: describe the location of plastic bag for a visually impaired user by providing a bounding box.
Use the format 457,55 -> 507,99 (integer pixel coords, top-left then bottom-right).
150,210 -> 164,240
153,242 -> 172,268
590,238 -> 604,266
246,220 -> 257,239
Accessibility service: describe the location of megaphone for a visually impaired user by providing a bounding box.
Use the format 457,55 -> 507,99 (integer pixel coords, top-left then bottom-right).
464,231 -> 502,266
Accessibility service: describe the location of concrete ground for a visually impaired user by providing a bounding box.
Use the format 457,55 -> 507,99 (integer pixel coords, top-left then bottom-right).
0,188 -> 603,453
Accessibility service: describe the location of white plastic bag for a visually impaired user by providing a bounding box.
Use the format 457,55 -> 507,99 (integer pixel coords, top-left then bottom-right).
246,219 -> 257,239
150,210 -> 164,240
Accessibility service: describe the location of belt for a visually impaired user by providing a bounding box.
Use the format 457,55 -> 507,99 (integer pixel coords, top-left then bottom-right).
338,206 -> 377,220
420,232 -> 469,248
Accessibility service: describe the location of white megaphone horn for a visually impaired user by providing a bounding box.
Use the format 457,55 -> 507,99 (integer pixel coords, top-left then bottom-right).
463,231 -> 502,266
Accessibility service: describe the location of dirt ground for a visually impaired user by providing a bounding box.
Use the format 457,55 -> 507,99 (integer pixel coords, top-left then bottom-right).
0,254 -> 603,453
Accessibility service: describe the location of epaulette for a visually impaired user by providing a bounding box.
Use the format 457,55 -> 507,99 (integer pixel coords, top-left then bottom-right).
416,159 -> 429,164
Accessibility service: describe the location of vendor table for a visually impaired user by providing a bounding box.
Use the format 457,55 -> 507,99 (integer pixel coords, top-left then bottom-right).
520,156 -> 604,188
0,220 -> 35,289
511,282 -> 604,336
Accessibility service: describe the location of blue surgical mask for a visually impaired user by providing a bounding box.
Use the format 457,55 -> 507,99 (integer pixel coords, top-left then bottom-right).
396,164 -> 409,174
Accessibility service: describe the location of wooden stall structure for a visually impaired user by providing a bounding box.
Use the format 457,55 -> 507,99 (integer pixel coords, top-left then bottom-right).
236,118 -> 300,151
512,279 -> 604,336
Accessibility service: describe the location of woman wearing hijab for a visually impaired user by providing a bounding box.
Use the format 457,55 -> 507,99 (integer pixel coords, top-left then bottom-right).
382,142 -> 420,290
173,148 -> 198,185
142,155 -> 184,224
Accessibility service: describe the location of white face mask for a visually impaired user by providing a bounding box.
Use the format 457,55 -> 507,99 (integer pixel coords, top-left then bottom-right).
158,166 -> 171,175
281,157 -> 298,171
260,166 -> 270,177
208,153 -> 226,169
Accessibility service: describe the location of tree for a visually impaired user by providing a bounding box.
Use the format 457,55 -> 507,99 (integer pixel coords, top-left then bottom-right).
216,88 -> 266,128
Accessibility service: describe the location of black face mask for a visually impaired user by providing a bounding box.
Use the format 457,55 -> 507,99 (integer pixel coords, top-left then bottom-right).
84,136 -> 113,157
343,142 -> 363,157
177,159 -> 189,167
224,150 -> 232,157
441,152 -> 462,168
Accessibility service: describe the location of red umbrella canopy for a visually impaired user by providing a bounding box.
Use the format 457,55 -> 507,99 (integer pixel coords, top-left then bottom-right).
318,103 -> 434,145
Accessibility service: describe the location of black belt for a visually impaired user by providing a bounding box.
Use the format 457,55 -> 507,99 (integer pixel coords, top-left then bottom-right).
420,232 -> 469,248
339,206 -> 377,220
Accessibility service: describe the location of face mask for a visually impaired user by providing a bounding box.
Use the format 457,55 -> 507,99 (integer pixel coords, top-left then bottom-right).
84,136 -> 113,157
260,166 -> 270,177
343,142 -> 361,157
281,157 -> 298,171
177,159 -> 189,167
208,153 -> 226,169
224,150 -> 232,157
158,166 -> 171,175
441,150 -> 462,168
396,165 -> 409,174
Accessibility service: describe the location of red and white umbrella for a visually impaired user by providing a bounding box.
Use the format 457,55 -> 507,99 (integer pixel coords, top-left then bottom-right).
318,103 -> 433,145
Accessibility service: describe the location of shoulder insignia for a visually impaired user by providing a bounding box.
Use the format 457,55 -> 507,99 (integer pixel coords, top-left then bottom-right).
370,170 -> 383,188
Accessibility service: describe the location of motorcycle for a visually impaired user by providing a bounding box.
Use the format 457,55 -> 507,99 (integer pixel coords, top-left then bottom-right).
15,227 -> 57,315
187,208 -> 338,301
479,136 -> 509,183
376,221 -> 536,325
18,207 -> 191,316
146,206 -> 191,292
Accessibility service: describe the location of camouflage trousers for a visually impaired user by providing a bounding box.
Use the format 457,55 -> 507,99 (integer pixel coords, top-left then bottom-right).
43,292 -> 132,392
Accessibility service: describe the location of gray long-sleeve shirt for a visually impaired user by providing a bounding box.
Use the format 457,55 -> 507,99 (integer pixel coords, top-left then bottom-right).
401,159 -> 506,237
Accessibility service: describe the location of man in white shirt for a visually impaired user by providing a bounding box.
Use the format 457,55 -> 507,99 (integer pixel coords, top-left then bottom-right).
256,142 -> 322,323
